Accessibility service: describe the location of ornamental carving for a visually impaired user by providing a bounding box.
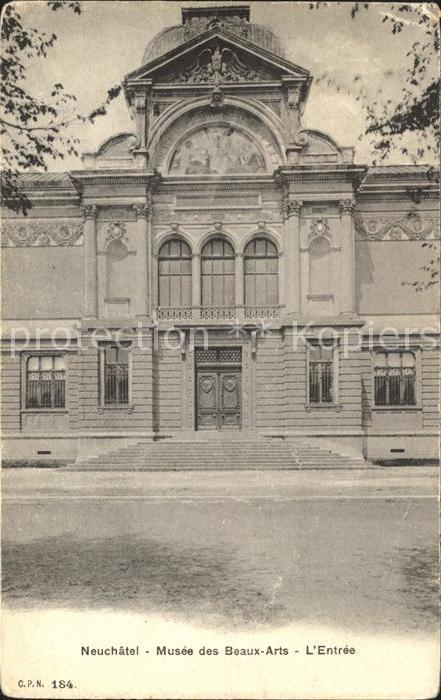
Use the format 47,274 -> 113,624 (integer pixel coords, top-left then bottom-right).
82,205 -> 98,220
354,215 -> 440,240
340,199 -> 355,215
132,203 -> 151,220
183,15 -> 250,40
1,221 -> 83,247
106,222 -> 128,243
282,199 -> 303,220
309,218 -> 331,243
167,45 -> 265,85
169,125 -> 266,175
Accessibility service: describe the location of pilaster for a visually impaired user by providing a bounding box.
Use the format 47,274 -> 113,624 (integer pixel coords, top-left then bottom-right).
235,252 -> 244,313
283,198 -> 303,316
192,253 -> 201,308
339,198 -> 356,314
133,203 -> 152,319
82,205 -> 98,319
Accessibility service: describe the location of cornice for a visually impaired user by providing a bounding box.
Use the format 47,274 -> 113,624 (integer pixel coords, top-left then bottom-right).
275,165 -> 368,186
70,169 -> 159,188
158,176 -> 277,193
2,198 -> 80,209
153,81 -> 284,92
357,191 -> 439,201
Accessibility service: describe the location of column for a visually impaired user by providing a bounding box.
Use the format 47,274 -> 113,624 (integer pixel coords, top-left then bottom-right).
284,199 -> 302,316
192,253 -> 201,317
82,205 -> 98,318
133,203 -> 151,318
235,252 -> 244,317
339,199 -> 356,314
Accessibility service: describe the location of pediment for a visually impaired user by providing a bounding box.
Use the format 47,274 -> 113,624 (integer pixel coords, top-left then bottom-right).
125,28 -> 310,87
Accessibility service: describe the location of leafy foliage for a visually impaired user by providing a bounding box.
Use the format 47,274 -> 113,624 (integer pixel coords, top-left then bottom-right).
309,2 -> 439,291
1,0 -> 121,214
406,241 -> 440,292
309,2 -> 439,164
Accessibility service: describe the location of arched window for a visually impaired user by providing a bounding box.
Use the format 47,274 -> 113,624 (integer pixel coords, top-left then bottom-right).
158,239 -> 192,308
201,238 -> 235,307
106,239 -> 128,299
244,238 -> 278,307
309,236 -> 332,296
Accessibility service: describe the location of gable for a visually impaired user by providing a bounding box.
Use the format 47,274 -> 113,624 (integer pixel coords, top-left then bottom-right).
125,28 -> 310,87
157,42 -> 279,84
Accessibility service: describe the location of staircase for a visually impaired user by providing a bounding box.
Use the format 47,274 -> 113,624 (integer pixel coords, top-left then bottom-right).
66,436 -> 372,471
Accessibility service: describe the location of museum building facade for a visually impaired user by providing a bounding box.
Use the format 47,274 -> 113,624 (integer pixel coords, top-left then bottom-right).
1,5 -> 439,464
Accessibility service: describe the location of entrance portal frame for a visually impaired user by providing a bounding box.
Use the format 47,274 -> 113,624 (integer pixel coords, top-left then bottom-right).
182,333 -> 254,431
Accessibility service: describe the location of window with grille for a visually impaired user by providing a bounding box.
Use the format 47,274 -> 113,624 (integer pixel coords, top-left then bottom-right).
195,346 -> 242,366
244,237 -> 278,306
103,345 -> 130,405
374,352 -> 416,406
201,238 -> 235,307
158,239 -> 192,308
26,355 -> 66,409
308,342 -> 334,404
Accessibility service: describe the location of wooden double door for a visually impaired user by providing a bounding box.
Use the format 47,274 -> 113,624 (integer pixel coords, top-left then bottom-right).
196,369 -> 241,430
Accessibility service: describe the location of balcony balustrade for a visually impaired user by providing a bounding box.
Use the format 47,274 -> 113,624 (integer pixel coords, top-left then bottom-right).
155,306 -> 281,322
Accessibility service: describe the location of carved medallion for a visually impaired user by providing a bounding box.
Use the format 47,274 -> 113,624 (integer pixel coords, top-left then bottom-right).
106,222 -> 128,243
309,218 -> 331,243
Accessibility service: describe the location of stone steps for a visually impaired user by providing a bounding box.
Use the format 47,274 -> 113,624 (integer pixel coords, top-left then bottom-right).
66,438 -> 372,471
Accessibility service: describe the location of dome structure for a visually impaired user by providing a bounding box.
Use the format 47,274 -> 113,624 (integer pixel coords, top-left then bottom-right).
142,5 -> 286,65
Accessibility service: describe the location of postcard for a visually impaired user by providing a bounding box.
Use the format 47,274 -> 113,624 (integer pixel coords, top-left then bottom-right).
1,2 -> 439,698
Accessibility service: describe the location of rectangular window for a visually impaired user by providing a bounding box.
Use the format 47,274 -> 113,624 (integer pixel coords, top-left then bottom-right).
308,342 -> 334,404
374,352 -> 416,406
26,355 -> 66,409
103,345 -> 129,405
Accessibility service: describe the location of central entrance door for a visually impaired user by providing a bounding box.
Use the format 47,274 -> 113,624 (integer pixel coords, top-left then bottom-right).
195,347 -> 242,430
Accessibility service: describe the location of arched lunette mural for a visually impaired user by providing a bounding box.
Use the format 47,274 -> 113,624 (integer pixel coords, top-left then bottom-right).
169,125 -> 267,175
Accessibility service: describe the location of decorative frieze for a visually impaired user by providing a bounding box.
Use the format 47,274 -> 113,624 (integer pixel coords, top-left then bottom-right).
153,210 -> 282,225
1,221 -> 83,247
354,215 -> 440,240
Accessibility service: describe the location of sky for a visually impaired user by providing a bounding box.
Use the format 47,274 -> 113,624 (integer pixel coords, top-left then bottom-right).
12,0 -> 439,169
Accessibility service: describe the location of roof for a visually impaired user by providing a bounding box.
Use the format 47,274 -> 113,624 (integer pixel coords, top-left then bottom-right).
142,5 -> 286,64
7,165 -> 439,191
366,165 -> 437,177
16,172 -> 78,191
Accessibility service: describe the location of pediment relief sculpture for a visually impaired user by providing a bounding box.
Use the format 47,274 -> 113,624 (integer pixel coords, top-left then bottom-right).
169,125 -> 267,175
162,44 -> 274,85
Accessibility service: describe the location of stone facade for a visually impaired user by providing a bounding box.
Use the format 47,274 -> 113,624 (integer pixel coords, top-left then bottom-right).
1,5 -> 439,463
